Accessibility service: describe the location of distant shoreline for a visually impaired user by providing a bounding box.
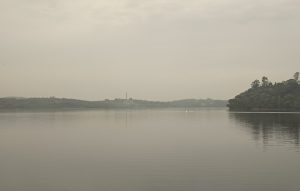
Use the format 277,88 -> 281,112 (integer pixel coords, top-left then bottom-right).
0,97 -> 228,110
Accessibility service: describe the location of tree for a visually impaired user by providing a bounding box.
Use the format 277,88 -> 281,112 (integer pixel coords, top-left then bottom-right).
262,76 -> 269,87
294,72 -> 299,81
251,79 -> 260,88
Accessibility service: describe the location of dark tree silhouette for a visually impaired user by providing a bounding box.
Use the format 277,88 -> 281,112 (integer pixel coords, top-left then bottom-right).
251,79 -> 260,88
228,72 -> 300,111
261,76 -> 270,87
294,72 -> 299,81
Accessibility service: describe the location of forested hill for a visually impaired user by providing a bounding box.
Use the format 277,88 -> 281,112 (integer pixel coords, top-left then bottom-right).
228,72 -> 300,111
0,97 -> 227,110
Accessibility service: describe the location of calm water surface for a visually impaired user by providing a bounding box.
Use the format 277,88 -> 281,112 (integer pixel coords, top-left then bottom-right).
0,109 -> 299,191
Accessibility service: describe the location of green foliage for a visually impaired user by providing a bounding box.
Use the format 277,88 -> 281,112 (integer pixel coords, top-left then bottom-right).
228,72 -> 300,111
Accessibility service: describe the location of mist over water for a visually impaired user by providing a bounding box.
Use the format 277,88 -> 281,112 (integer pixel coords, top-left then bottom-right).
0,109 -> 299,191
1,0 -> 300,100
1,1 -> 300,190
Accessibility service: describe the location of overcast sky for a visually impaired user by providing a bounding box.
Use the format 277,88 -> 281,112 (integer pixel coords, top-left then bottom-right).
0,0 -> 299,100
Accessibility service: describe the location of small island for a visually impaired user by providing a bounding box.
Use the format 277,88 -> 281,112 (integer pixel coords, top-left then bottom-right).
228,72 -> 300,111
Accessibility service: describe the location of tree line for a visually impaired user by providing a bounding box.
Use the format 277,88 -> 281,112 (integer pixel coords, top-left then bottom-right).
228,72 -> 300,111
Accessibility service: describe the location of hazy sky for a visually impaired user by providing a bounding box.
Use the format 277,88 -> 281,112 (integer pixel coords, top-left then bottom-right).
1,0 -> 300,100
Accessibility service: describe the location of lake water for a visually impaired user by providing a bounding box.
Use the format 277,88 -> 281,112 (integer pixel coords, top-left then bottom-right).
0,109 -> 299,191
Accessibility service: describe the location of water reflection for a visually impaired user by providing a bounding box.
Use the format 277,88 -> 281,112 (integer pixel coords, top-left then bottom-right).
230,112 -> 300,147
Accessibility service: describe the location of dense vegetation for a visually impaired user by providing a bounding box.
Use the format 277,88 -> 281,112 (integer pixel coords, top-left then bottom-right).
228,72 -> 300,111
0,97 -> 227,110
